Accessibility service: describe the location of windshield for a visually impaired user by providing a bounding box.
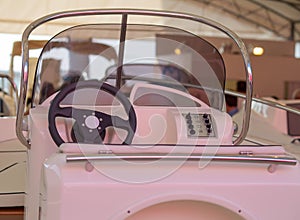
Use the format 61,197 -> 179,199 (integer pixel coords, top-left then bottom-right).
32,24 -> 226,110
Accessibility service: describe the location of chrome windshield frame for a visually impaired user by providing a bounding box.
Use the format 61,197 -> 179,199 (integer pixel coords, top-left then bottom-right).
16,9 -> 253,148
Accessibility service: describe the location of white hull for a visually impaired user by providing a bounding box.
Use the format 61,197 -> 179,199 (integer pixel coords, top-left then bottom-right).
40,150 -> 300,220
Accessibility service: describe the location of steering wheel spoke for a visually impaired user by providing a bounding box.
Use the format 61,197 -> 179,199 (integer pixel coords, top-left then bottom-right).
111,115 -> 131,130
56,106 -> 73,118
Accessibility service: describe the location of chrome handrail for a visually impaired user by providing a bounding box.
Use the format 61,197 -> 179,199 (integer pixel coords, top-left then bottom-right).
17,9 -> 253,148
225,90 -> 300,116
66,153 -> 297,166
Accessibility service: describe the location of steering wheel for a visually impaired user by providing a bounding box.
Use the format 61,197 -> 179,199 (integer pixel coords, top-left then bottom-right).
48,80 -> 137,146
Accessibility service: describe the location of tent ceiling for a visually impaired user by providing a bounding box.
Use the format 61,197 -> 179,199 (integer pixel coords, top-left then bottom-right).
194,0 -> 300,40
0,0 -> 299,41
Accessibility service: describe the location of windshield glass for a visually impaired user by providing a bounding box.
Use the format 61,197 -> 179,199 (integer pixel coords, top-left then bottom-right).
32,24 -> 226,109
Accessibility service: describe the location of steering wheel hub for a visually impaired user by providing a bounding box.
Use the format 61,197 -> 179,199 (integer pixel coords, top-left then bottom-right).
85,115 -> 100,129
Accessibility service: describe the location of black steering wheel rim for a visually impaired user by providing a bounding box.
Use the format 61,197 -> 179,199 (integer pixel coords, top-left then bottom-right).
48,80 -> 137,146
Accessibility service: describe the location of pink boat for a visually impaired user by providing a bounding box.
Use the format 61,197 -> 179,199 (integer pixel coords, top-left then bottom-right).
15,9 -> 300,220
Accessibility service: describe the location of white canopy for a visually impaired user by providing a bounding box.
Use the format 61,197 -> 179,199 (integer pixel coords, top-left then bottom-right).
1,0 -> 299,40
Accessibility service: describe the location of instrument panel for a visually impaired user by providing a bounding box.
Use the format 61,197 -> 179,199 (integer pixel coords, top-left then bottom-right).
182,113 -> 215,138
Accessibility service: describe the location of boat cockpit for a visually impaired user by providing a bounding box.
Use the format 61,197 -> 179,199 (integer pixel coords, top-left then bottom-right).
14,9 -> 300,220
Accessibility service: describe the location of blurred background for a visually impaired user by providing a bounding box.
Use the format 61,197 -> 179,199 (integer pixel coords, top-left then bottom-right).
0,0 -> 299,99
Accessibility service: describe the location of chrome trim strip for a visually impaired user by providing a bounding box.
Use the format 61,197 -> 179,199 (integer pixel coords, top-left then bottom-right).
17,9 -> 253,148
66,153 -> 297,166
